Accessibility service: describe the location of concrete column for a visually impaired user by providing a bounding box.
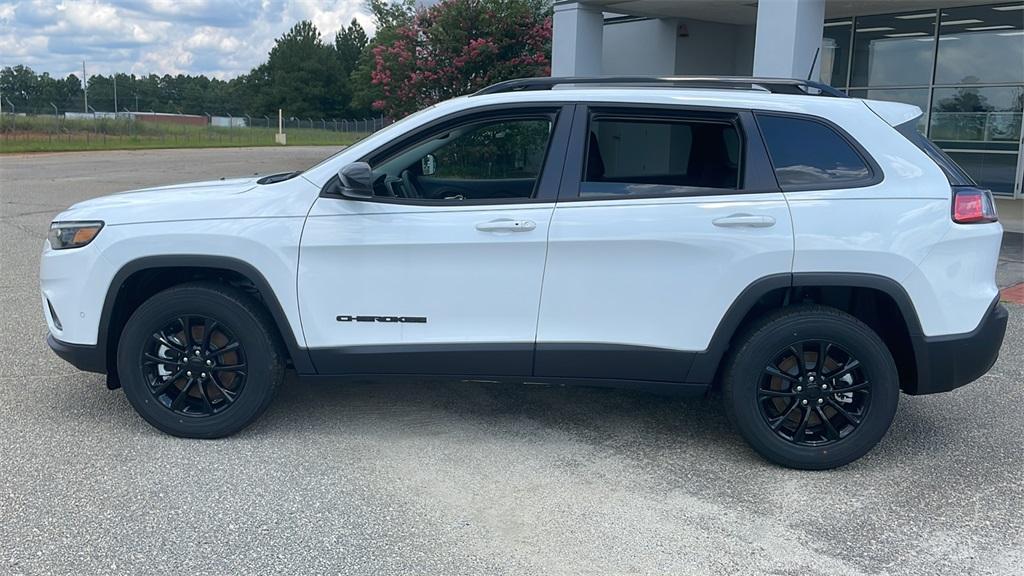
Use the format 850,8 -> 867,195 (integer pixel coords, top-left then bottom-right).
552,2 -> 604,76
753,0 -> 825,79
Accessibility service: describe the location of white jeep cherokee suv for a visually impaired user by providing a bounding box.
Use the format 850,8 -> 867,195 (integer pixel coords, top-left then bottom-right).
41,77 -> 1008,469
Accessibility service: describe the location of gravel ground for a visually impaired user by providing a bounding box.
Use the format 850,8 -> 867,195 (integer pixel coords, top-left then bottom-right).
1,147 -> 1022,576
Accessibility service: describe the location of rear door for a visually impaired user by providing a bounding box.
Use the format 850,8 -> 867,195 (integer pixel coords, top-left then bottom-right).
298,104 -> 573,376
534,104 -> 794,383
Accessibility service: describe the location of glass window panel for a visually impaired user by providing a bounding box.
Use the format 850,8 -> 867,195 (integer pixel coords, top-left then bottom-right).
946,151 -> 1019,195
582,118 -> 740,193
930,86 -> 1024,145
821,20 -> 852,88
895,119 -> 976,185
757,115 -> 871,188
935,3 -> 1024,84
848,88 -> 930,131
370,117 -> 554,200
850,10 -> 937,87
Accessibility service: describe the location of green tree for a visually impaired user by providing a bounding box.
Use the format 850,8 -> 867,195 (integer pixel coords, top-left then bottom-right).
257,20 -> 347,118
350,0 -> 417,115
367,0 -> 552,118
335,18 -> 369,75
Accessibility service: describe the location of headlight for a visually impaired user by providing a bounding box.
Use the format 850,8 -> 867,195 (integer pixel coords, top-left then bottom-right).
48,221 -> 104,250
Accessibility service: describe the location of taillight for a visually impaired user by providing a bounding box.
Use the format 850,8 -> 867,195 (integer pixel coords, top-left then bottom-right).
952,187 -> 998,224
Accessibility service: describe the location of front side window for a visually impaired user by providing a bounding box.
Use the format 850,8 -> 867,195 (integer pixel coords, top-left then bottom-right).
370,116 -> 553,201
581,115 -> 741,197
757,114 -> 873,189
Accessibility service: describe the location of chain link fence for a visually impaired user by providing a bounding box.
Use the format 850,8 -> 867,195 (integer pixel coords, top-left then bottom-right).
0,107 -> 391,152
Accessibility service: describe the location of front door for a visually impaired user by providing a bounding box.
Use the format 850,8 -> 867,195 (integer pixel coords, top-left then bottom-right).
298,105 -> 572,376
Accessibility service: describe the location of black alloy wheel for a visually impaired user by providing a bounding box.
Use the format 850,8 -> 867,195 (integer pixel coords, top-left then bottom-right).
758,340 -> 871,446
118,282 -> 284,439
142,315 -> 248,417
722,305 -> 899,470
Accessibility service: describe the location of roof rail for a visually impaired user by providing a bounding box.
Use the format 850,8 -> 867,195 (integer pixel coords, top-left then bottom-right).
471,76 -> 848,98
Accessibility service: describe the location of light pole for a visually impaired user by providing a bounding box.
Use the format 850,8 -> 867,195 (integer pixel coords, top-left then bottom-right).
82,60 -> 88,113
4,97 -> 13,131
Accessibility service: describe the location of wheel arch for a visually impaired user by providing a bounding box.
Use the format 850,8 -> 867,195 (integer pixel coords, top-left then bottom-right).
687,272 -> 925,393
99,255 -> 314,384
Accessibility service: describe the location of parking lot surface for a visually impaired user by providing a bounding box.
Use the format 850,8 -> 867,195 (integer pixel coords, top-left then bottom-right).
2,147 -> 1022,575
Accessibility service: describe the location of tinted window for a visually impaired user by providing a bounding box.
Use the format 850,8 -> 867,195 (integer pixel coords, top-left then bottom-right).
582,117 -> 740,196
429,119 -> 552,180
370,117 -> 553,201
850,10 -> 936,88
935,4 -> 1024,85
757,114 -> 872,188
895,119 -> 974,186
821,20 -> 852,88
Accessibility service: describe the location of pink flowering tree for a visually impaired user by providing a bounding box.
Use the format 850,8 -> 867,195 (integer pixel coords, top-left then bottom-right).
369,0 -> 551,118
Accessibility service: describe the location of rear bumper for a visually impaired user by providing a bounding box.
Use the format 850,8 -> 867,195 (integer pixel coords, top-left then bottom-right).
909,297 -> 1008,395
47,334 -> 106,374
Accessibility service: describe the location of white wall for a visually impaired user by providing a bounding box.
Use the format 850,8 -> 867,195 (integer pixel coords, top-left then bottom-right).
601,18 -> 677,76
674,19 -> 755,76
600,17 -> 755,77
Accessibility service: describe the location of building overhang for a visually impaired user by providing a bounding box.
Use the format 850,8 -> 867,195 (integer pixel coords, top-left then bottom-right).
559,0 -> 1008,25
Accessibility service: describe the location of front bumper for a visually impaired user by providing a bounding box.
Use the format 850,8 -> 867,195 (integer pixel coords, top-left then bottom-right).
909,297 -> 1008,395
47,334 -> 105,374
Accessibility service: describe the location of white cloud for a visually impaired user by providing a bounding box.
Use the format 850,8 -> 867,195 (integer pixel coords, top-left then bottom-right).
0,0 -> 371,78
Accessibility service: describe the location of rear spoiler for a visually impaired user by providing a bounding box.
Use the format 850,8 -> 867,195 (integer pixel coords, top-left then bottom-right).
861,99 -> 922,127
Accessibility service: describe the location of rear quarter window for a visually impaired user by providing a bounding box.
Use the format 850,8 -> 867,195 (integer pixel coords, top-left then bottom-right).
894,119 -> 975,186
756,113 -> 877,190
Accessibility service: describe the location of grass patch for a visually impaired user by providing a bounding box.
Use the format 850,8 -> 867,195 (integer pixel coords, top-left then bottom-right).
0,118 -> 368,153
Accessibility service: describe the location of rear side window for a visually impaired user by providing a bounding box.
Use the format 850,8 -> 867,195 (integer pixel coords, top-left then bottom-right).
895,119 -> 974,186
756,114 -> 874,189
582,115 -> 741,197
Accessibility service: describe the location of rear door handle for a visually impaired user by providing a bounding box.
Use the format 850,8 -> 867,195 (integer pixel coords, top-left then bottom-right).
712,214 -> 776,228
475,218 -> 536,232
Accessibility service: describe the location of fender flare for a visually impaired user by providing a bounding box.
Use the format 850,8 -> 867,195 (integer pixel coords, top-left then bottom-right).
98,255 -> 315,375
684,272 -> 925,384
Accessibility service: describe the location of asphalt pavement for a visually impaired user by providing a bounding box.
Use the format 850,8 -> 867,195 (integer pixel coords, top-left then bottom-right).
1,147 -> 1022,576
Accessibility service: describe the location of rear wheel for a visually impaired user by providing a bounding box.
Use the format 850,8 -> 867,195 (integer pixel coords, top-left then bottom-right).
117,282 -> 284,438
723,305 -> 899,470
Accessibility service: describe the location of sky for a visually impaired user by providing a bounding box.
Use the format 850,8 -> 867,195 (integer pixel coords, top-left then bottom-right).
0,0 -> 376,79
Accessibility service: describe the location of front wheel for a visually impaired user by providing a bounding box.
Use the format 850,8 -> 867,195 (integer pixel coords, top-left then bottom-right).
117,282 -> 284,438
723,305 -> 899,470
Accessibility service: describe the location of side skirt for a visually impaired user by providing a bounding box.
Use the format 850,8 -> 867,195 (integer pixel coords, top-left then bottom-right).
307,342 -> 704,394
296,373 -> 709,397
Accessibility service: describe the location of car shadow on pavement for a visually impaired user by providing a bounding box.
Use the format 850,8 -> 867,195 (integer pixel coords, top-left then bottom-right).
49,363 -> 987,475
251,374 -> 789,468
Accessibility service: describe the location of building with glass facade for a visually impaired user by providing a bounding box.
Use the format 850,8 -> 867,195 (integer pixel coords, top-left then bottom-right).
552,0 -> 1024,204
823,3 -> 1023,196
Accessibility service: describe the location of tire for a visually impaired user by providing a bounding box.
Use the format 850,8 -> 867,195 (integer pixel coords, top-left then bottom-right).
116,282 -> 284,438
722,305 -> 899,470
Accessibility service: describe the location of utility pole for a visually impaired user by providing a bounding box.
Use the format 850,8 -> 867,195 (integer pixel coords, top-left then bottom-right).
113,74 -> 117,113
82,60 -> 88,113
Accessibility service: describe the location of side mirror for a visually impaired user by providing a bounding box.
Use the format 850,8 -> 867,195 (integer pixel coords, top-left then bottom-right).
337,162 -> 373,198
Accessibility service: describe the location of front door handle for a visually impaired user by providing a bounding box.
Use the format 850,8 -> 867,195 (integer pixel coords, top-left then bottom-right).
712,214 -> 776,228
475,218 -> 536,232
